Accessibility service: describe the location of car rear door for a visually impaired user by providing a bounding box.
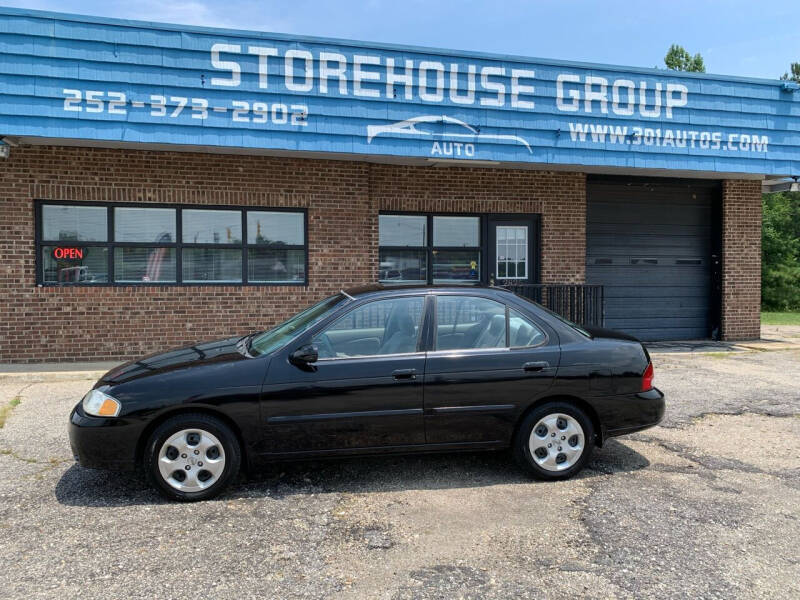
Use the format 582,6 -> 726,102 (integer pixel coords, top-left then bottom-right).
423,294 -> 560,444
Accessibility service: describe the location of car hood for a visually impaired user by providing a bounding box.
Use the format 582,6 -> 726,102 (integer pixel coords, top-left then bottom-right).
98,335 -> 250,385
581,325 -> 641,343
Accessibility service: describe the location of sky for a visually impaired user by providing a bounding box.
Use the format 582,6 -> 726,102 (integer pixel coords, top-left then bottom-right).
4,0 -> 798,80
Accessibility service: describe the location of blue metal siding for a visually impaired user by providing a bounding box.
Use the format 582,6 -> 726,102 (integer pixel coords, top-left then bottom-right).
0,7 -> 797,176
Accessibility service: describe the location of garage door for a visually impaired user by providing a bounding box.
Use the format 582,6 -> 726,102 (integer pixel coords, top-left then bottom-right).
586,178 -> 718,341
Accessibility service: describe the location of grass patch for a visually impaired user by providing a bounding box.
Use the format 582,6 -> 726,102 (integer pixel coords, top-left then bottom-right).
762,312 -> 800,326
0,448 -> 37,463
706,352 -> 734,359
0,396 -> 21,428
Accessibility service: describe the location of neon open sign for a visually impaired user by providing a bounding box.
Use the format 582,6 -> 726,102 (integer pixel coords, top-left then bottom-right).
52,247 -> 85,260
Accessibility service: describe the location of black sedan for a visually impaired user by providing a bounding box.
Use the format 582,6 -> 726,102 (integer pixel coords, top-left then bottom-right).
69,285 -> 665,501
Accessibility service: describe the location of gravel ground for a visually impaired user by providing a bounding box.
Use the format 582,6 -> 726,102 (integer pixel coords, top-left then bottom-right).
0,348 -> 798,599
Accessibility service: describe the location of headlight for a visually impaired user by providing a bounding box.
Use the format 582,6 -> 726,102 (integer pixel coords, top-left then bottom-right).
82,389 -> 121,417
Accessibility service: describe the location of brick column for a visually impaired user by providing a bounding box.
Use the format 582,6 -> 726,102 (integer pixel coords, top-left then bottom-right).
720,179 -> 762,340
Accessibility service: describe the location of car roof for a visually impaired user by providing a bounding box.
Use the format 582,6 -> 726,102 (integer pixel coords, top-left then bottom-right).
342,283 -> 515,300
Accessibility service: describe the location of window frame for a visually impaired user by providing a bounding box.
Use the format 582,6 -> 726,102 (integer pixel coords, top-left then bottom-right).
431,294 -> 508,352
494,224 -> 529,281
378,211 -> 483,286
507,306 -> 549,349
430,294 -> 549,352
34,200 -> 308,287
313,295 -> 428,361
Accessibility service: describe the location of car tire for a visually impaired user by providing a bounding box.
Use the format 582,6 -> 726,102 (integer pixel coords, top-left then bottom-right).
144,413 -> 241,502
513,401 -> 595,480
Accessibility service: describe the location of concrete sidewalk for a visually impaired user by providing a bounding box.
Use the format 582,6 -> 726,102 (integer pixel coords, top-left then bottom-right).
0,361 -> 121,379
647,324 -> 800,354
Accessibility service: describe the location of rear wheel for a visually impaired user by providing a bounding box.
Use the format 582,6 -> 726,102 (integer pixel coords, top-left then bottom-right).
144,413 -> 241,502
514,402 -> 595,480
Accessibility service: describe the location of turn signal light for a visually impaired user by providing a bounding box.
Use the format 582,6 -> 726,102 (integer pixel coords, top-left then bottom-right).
641,362 -> 654,391
82,389 -> 121,417
97,398 -> 119,416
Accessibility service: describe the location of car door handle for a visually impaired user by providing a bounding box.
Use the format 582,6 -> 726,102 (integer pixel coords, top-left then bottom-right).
523,361 -> 549,372
392,368 -> 417,380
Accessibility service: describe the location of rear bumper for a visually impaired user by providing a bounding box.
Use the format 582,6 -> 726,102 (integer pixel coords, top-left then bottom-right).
602,387 -> 666,439
68,403 -> 142,471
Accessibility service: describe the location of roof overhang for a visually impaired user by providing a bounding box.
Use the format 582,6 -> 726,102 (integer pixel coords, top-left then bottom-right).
762,177 -> 800,193
0,135 -> 769,182
0,7 -> 796,180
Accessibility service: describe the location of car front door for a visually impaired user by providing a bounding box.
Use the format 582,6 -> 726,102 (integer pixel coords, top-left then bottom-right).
259,295 -> 428,454
424,294 -> 560,444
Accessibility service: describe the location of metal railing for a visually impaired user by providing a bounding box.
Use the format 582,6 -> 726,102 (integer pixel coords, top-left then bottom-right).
498,282 -> 605,327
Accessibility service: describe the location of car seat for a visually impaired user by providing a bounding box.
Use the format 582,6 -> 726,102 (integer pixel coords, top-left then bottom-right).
474,313 -> 506,348
379,304 -> 418,354
511,320 -> 545,347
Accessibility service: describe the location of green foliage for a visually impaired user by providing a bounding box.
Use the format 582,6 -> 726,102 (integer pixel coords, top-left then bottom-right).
762,192 -> 800,310
780,62 -> 800,83
761,312 -> 800,325
664,44 -> 706,73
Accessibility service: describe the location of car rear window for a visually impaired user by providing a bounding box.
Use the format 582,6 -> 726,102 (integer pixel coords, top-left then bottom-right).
514,295 -> 591,338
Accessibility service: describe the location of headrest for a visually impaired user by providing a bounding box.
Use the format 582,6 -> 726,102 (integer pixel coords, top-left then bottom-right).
488,313 -> 505,334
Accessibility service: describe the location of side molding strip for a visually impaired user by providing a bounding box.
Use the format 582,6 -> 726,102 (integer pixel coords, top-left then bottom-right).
268,408 -> 423,424
427,404 -> 516,414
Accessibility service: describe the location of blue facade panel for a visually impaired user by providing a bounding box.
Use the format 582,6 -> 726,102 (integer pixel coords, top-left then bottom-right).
0,7 -> 798,176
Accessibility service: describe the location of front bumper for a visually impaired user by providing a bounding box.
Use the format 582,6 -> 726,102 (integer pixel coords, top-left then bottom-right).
68,403 -> 143,471
602,387 -> 666,439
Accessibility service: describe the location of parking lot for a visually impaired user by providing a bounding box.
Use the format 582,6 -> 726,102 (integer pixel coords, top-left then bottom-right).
1,346 -> 798,599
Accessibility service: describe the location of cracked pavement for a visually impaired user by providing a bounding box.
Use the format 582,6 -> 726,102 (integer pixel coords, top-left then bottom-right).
0,348 -> 798,599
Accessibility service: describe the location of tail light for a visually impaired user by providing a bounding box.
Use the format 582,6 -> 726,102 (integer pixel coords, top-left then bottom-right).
641,362 -> 654,391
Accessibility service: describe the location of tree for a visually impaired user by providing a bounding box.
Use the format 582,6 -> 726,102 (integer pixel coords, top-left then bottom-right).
762,192 -> 800,311
780,62 -> 800,83
664,44 -> 706,72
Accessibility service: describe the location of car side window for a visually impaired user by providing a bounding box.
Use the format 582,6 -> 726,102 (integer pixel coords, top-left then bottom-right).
435,296 -> 507,351
508,308 -> 546,347
313,296 -> 425,359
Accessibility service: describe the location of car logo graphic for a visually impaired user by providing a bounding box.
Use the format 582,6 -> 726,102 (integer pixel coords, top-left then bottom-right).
366,115 -> 532,153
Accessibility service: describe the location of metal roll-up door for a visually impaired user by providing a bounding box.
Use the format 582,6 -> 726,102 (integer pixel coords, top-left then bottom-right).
586,178 -> 718,341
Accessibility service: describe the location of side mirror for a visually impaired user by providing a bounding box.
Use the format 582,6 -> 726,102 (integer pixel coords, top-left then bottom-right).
289,344 -> 319,367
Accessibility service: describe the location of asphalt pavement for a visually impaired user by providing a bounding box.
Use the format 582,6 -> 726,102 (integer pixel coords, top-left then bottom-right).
0,346 -> 798,599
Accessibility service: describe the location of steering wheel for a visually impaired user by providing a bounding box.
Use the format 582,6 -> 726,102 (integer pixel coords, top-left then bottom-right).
315,333 -> 335,358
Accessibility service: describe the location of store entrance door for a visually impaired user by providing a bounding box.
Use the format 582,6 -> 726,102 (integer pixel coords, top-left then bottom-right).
488,215 -> 540,286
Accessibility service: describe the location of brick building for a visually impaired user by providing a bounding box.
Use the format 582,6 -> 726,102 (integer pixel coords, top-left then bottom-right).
0,8 -> 795,362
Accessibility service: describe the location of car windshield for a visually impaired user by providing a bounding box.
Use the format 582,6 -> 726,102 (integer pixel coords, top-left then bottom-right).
249,294 -> 348,356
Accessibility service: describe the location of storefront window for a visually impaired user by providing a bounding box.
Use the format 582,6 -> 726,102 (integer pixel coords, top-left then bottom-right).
432,216 -> 479,247
182,248 -> 242,283
248,211 -> 304,246
379,249 -> 427,284
41,246 -> 108,284
114,247 -> 176,283
432,250 -> 480,284
246,211 -> 306,283
248,248 -> 305,283
42,205 -> 107,242
378,213 -> 481,285
37,202 -> 307,286
379,215 -> 427,246
182,209 -> 242,244
114,207 -> 175,242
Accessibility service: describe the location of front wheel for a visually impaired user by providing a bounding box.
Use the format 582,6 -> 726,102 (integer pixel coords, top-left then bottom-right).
144,413 -> 241,501
514,402 -> 595,480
